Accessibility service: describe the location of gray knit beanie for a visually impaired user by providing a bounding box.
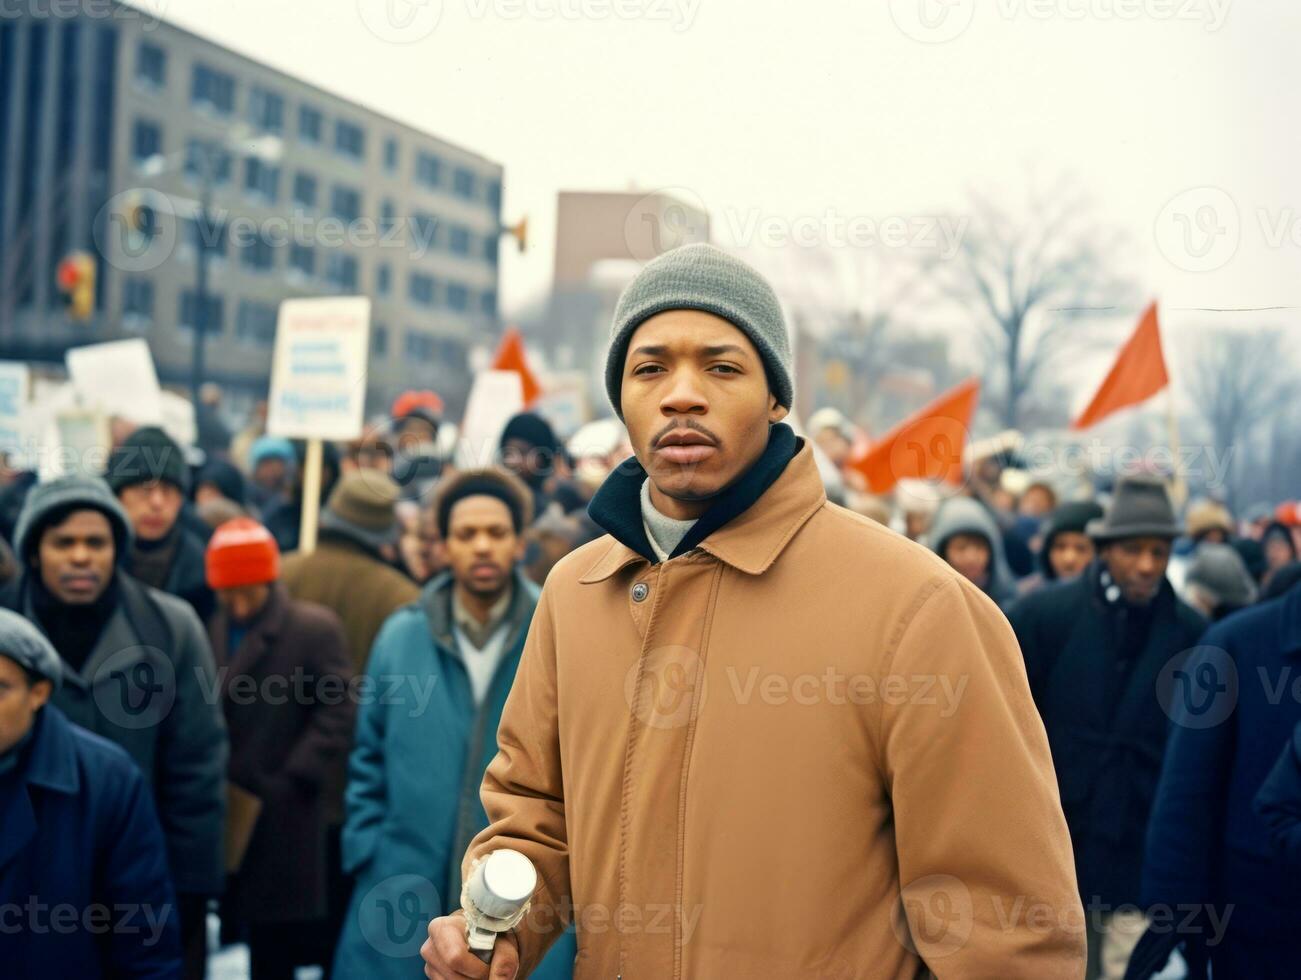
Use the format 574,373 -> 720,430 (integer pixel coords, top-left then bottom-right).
605,243 -> 793,418
13,474 -> 134,563
0,608 -> 62,688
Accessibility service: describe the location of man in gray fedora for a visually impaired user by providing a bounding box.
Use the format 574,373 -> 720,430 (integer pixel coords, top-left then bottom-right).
1006,474 -> 1207,980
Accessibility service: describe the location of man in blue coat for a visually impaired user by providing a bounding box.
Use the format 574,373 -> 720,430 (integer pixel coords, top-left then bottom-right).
1141,580 -> 1301,977
0,607 -> 181,978
333,468 -> 574,979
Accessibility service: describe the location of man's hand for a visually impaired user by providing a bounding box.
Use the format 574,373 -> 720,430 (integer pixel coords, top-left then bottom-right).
422,910 -> 521,980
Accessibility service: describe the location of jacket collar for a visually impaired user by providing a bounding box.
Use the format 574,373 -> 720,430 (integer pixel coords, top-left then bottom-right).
421,566 -> 538,653
581,429 -> 825,583
21,705 -> 79,794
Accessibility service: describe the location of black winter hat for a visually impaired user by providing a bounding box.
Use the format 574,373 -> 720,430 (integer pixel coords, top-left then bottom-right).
105,426 -> 188,494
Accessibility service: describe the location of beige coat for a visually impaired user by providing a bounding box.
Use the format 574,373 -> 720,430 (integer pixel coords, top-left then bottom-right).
467,443 -> 1084,978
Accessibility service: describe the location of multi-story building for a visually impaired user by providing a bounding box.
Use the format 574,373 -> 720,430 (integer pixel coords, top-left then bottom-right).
0,2 -> 503,416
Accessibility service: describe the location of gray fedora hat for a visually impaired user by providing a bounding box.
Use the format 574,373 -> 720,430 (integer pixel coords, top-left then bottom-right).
1087,475 -> 1182,542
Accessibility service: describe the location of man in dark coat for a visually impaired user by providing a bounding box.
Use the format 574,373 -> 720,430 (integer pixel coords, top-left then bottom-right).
0,607 -> 182,978
205,518 -> 354,979
1006,475 -> 1205,979
1,475 -> 227,979
106,426 -> 215,623
1140,581 -> 1301,977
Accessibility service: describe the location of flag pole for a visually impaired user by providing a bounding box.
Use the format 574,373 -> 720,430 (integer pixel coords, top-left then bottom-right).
1165,386 -> 1187,510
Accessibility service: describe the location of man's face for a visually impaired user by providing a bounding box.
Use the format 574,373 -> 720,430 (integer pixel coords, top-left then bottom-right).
439,495 -> 523,600
253,458 -> 288,493
1198,528 -> 1229,546
943,532 -> 991,588
118,479 -> 183,542
216,584 -> 271,624
1048,531 -> 1095,580
621,310 -> 787,520
904,511 -> 931,541
1102,536 -> 1172,605
0,656 -> 51,754
813,428 -> 852,468
37,510 -> 115,605
1019,486 -> 1055,518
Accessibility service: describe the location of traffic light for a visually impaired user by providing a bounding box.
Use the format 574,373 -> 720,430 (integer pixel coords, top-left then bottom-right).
56,251 -> 96,322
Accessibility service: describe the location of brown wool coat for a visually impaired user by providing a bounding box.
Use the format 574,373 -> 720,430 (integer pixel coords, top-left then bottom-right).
466,443 -> 1085,979
209,584 -> 354,923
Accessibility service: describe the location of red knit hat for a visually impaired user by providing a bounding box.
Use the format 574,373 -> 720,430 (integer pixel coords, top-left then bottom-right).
206,518 -> 280,590
391,389 -> 444,422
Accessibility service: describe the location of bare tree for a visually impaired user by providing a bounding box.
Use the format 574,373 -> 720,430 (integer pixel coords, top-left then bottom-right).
1183,328 -> 1293,508
921,174 -> 1137,429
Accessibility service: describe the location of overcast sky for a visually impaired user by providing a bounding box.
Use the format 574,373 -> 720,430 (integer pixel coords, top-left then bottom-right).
145,0 -> 1299,386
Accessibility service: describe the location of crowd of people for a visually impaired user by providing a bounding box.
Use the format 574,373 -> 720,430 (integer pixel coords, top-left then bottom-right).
0,242 -> 1297,979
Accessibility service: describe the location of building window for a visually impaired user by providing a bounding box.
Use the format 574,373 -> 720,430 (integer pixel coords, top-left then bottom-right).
184,140 -> 233,185
405,330 -> 435,362
372,323 -> 388,358
292,172 -> 317,209
383,137 -> 398,173
483,235 -> 498,265
236,300 -> 278,348
445,282 -> 469,312
380,198 -> 396,233
331,185 -> 361,224
132,119 -> 162,164
335,120 -> 365,160
135,41 -> 165,88
289,243 -> 315,279
480,290 -> 497,318
325,252 -> 359,292
377,263 -> 391,296
408,272 -> 436,307
299,104 -> 323,143
486,179 -> 502,211
187,215 -> 227,257
244,157 -> 280,202
122,277 -> 154,329
248,86 -> 284,134
179,291 -> 224,334
191,63 -> 235,115
449,224 -> 471,256
437,338 -> 468,372
412,212 -> 439,251
240,236 -> 275,272
452,167 -> 476,200
415,151 -> 441,189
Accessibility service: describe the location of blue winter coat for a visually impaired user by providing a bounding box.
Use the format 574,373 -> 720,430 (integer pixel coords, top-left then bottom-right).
0,705 -> 181,978
332,570 -> 575,979
1141,584 -> 1301,976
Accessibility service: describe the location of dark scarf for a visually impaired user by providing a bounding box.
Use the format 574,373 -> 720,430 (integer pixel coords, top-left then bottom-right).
588,423 -> 799,563
30,572 -> 120,676
130,522 -> 180,590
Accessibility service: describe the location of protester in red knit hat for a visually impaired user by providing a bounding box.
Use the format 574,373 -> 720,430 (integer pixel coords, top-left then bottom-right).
205,518 -> 356,977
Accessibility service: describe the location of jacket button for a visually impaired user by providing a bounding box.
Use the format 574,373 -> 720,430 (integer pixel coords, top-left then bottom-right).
631,582 -> 649,602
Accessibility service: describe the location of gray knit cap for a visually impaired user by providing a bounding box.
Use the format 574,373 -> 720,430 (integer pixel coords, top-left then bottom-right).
0,608 -> 62,688
1185,542 -> 1258,610
605,243 -> 793,418
13,474 -> 134,562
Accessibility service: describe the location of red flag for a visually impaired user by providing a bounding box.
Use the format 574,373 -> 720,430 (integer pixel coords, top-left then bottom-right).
491,327 -> 542,407
847,378 -> 980,494
1072,302 -> 1169,430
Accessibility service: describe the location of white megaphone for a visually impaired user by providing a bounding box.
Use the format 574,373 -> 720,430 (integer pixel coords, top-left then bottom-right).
461,849 -> 537,962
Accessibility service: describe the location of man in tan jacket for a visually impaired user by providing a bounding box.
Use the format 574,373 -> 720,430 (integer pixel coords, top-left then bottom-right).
423,244 -> 1084,979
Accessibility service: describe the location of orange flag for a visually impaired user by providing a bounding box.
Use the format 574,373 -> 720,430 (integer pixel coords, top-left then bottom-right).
847,378 -> 980,494
491,327 -> 542,407
1071,302 -> 1169,430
